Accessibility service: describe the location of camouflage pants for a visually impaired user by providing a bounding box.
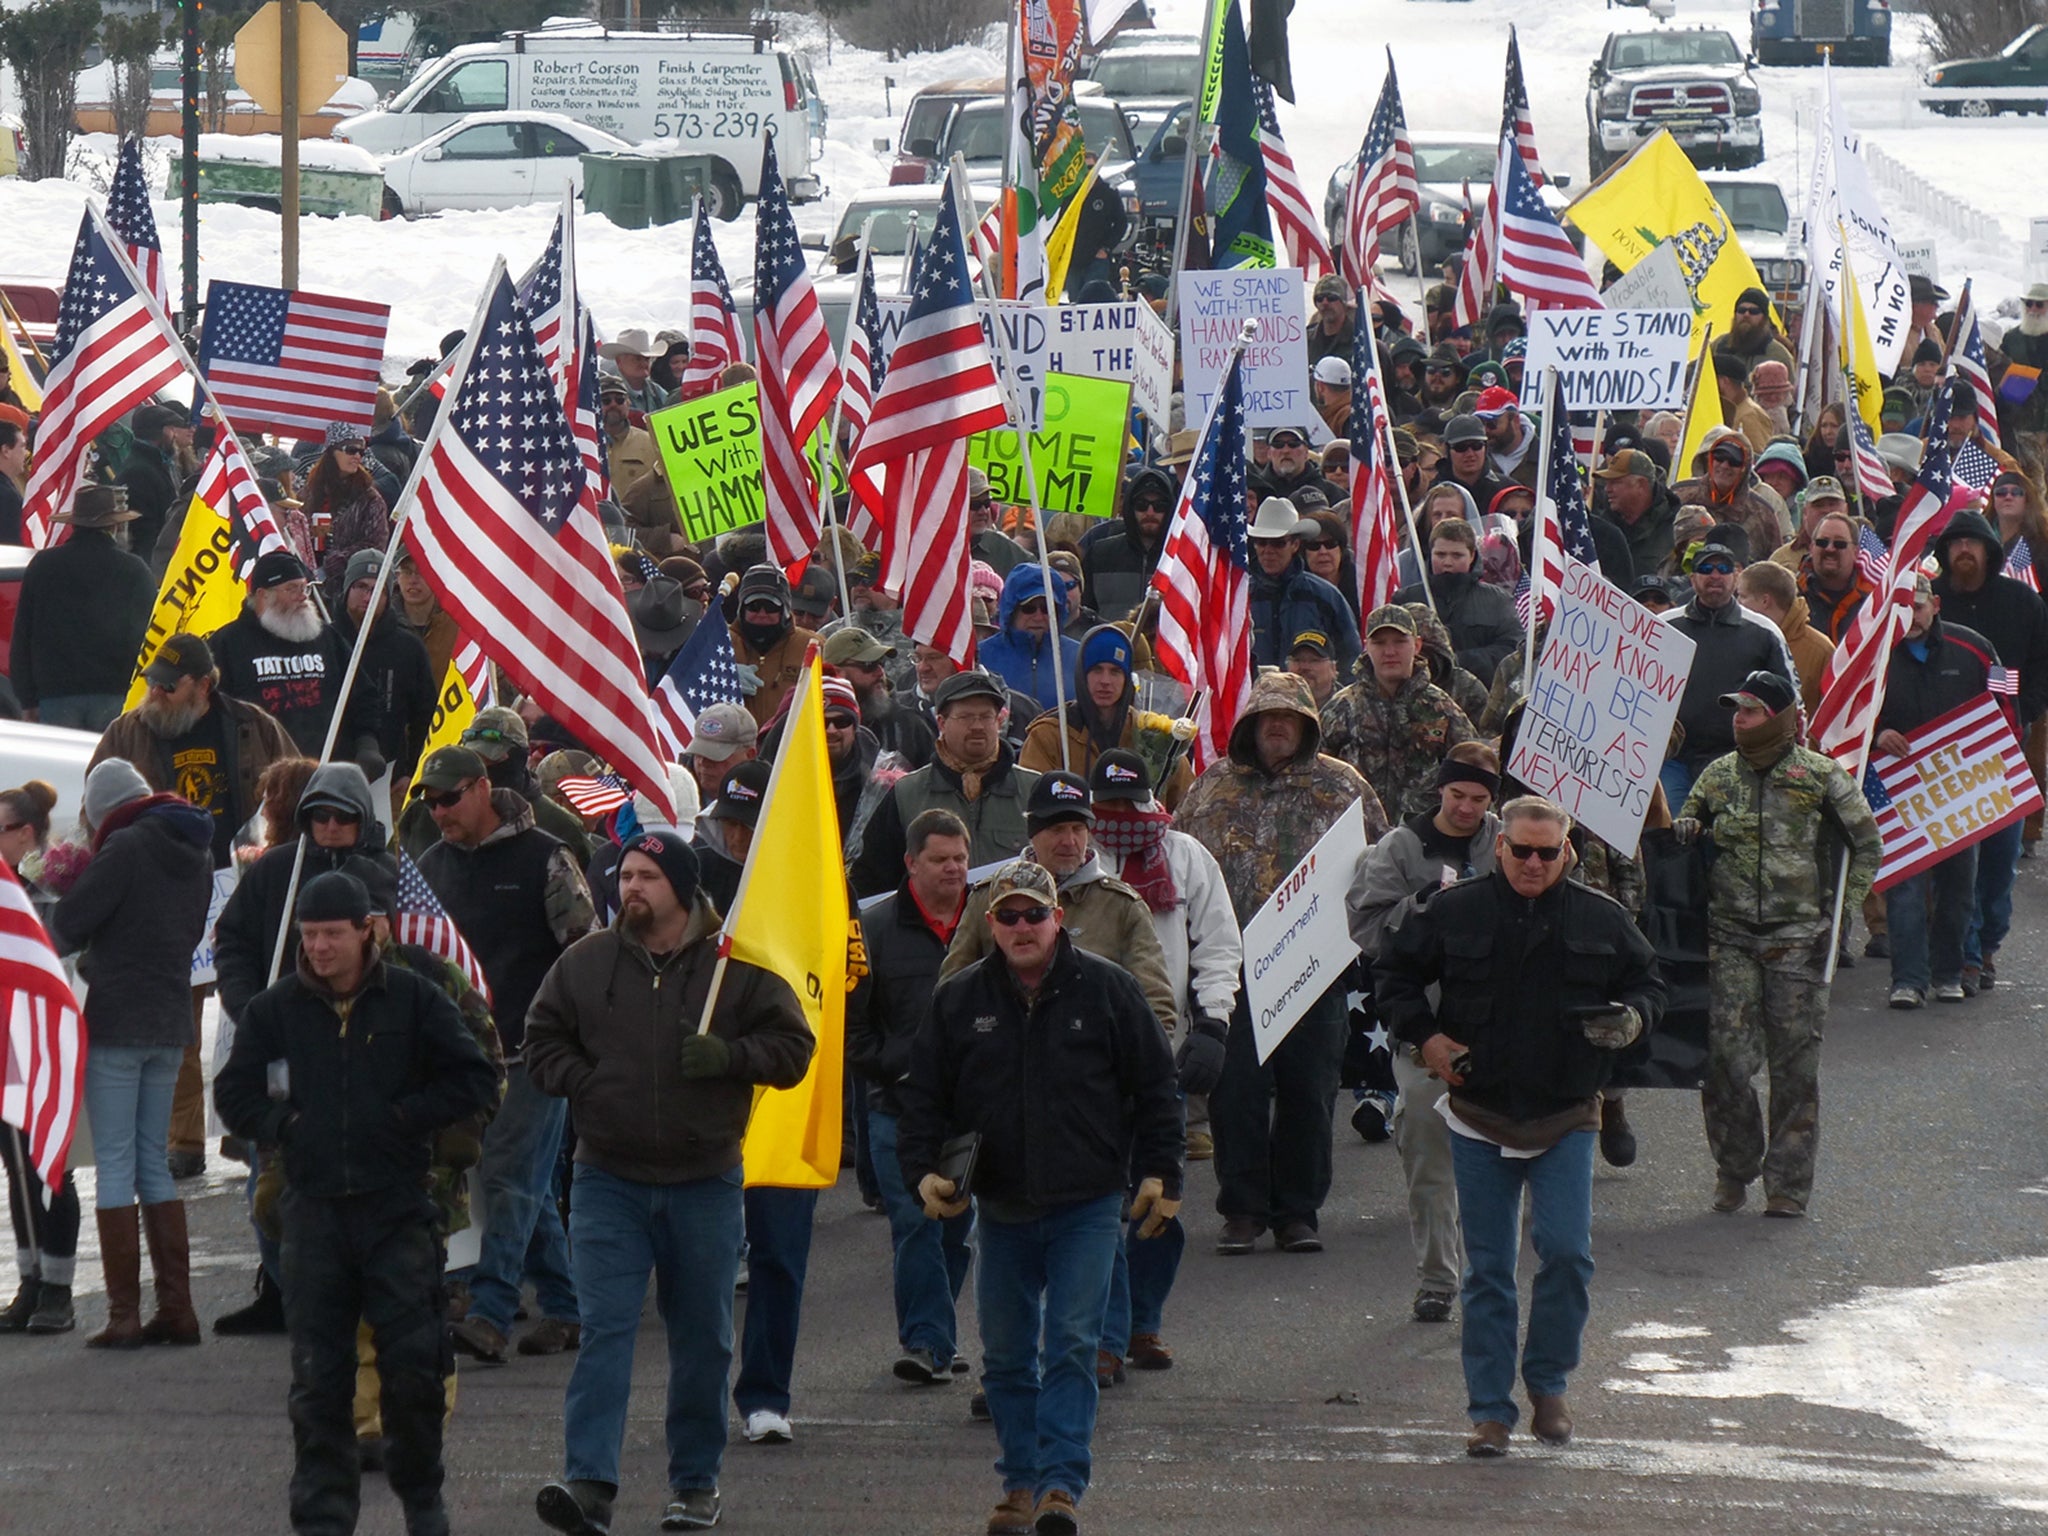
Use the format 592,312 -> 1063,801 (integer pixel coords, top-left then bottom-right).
1703,937 -> 1829,1207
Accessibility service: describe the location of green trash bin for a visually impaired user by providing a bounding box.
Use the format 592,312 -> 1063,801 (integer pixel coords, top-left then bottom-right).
653,153 -> 719,222
580,152 -> 660,230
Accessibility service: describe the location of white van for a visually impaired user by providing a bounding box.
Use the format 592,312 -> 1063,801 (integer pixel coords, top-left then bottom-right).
332,17 -> 822,218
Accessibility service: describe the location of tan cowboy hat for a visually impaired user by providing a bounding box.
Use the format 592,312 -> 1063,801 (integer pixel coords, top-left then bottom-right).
598,326 -> 657,361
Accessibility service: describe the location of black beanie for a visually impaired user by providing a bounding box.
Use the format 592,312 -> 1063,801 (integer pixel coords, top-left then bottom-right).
297,871 -> 372,925
619,828 -> 701,904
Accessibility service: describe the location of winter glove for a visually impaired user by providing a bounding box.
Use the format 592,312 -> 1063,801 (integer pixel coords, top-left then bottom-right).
1581,1005 -> 1643,1052
733,662 -> 763,697
1670,817 -> 1702,845
1174,1013 -> 1229,1096
1129,1176 -> 1182,1239
677,1032 -> 733,1079
918,1173 -> 970,1220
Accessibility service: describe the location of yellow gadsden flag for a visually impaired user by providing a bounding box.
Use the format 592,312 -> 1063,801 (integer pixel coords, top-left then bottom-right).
1835,237 -> 1886,440
418,657 -> 481,764
1,325 -> 42,412
727,650 -> 854,1188
123,496 -> 246,709
1676,343 -> 1726,484
1567,130 -> 1770,340
1043,158 -> 1104,303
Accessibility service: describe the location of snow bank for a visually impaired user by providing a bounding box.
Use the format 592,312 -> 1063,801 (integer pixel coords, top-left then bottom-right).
196,133 -> 383,175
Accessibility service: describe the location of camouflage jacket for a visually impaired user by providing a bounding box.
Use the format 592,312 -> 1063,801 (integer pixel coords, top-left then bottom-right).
1319,672 -> 1477,819
1480,621 -> 1548,736
1680,744 -> 1882,942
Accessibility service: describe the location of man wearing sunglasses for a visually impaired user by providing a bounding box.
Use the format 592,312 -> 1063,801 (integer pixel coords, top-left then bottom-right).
1672,426 -> 1789,589
900,858 -> 1181,1536
1712,286 -> 1794,375
1798,509 -> 1876,646
1082,466 -> 1177,621
1375,795 -> 1663,1457
1306,273 -> 1356,371
1254,424 -> 1345,509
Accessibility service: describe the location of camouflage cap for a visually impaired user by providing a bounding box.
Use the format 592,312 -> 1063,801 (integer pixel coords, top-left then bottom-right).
986,858 -> 1060,909
1364,604 -> 1418,638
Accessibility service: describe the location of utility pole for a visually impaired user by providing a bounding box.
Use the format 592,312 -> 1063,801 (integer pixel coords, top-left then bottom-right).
181,0 -> 200,329
281,0 -> 300,289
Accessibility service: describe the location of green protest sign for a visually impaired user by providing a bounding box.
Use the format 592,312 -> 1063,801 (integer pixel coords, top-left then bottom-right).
969,372 -> 1131,519
649,383 -> 844,544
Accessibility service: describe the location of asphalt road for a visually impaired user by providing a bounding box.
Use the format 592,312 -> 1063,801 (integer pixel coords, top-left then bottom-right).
5,863 -> 2047,1536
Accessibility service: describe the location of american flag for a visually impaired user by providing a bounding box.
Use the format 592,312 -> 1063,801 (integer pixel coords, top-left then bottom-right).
555,772 -> 632,817
679,196 -> 746,402
1812,392 -> 1955,765
1952,438 -> 2000,493
653,600 -> 742,755
0,860 -> 84,1187
394,850 -> 489,1002
1455,30 -> 1544,331
107,137 -> 166,316
1523,374 -> 1602,625
1947,283 -> 2002,451
401,265 -> 675,821
1846,405 -> 1893,505
1151,337 -> 1252,768
20,207 -> 187,548
452,634 -> 495,708
753,137 -> 840,567
197,279 -> 391,441
838,252 -> 887,447
1856,522 -> 1890,587
1348,310 -> 1403,616
1340,55 -> 1417,298
846,174 -> 1010,665
1494,131 -> 1600,310
1865,695 -> 2041,889
517,202 -> 606,516
1989,664 -> 2020,697
2006,535 -> 2040,595
188,424 -> 287,578
1256,81 -> 1334,279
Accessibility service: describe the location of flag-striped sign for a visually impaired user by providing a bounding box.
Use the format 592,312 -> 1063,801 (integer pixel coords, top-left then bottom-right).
1865,694 -> 2042,891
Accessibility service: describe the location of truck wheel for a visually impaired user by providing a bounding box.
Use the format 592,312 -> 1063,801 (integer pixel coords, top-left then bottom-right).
705,168 -> 745,222
1396,222 -> 1419,277
1736,142 -> 1764,169
1587,137 -> 1610,179
1958,97 -> 1996,118
381,186 -> 405,221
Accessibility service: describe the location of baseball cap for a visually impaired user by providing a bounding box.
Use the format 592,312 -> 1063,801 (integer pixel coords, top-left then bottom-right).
1311,356 -> 1353,389
1695,523 -> 1752,565
1717,670 -> 1797,716
1365,604 -> 1418,638
1444,414 -> 1486,449
690,702 -> 758,763
461,705 -> 529,762
1594,448 -> 1657,482
986,858 -> 1060,910
932,670 -> 1007,711
821,627 -> 897,666
1472,386 -> 1519,419
1803,475 -> 1849,505
1290,629 -> 1331,656
707,759 -> 771,827
143,632 -> 215,690
1088,749 -> 1152,804
414,745 -> 488,793
1026,770 -> 1095,831
1312,273 -> 1350,302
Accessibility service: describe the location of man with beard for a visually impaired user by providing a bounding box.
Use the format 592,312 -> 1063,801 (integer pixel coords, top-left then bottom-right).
2000,284 -> 2048,455
1713,287 -> 1795,374
1473,390 -> 1538,491
93,630 -> 297,1183
729,565 -> 818,728
335,550 -> 436,803
1019,625 -> 1195,809
209,551 -> 367,760
822,628 -> 933,768
1082,467 -> 1175,621
522,828 -> 812,1536
10,485 -> 156,731
1254,426 -> 1346,507
1417,347 -> 1468,415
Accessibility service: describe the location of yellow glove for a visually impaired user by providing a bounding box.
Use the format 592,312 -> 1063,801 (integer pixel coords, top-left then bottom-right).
918,1173 -> 970,1220
1128,1176 -> 1182,1239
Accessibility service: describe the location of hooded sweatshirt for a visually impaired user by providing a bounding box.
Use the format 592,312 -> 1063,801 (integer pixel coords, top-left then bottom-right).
1082,467 -> 1174,621
977,563 -> 1084,711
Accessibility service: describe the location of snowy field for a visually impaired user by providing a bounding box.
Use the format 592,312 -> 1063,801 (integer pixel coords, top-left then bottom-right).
0,0 -> 2041,378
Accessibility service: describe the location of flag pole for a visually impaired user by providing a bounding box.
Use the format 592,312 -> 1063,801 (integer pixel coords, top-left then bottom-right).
263,259 -> 503,987
1521,367 -> 1560,702
951,152 -> 1073,771
1163,0 -> 1223,337
1669,320 -> 1717,475
818,215 -> 878,623
1372,319 -> 1433,612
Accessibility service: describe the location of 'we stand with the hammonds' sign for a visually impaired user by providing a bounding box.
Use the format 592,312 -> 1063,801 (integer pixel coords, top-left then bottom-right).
1505,557 -> 1695,857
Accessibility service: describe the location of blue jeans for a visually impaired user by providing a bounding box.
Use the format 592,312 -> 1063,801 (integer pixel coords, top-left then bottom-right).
458,1063 -> 577,1331
562,1163 -> 744,1493
1099,1215 -> 1185,1358
868,1109 -> 972,1364
1451,1128 -> 1596,1428
1965,818 -> 2022,968
84,1044 -> 183,1208
1660,754 -> 1703,813
37,693 -> 126,732
1886,846 -> 1979,993
978,1194 -> 1123,1501
733,1186 -> 819,1418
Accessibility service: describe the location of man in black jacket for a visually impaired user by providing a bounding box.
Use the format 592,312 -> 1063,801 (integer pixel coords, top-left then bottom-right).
121,400 -> 190,561
900,859 -> 1181,1536
1658,524 -> 1794,806
1376,796 -> 1663,1459
215,871 -> 498,1536
1928,509 -> 2048,992
334,550 -> 436,798
9,485 -> 155,730
209,550 -> 365,760
1081,467 -> 1174,621
847,808 -> 976,1387
526,830 -> 813,1536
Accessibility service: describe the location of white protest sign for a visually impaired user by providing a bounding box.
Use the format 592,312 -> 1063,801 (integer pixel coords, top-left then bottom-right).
1897,239 -> 1939,283
1241,798 -> 1368,1064
876,297 -> 1050,429
190,864 -> 240,988
1504,557 -> 1696,857
2031,218 -> 2048,283
1045,299 -> 1173,427
1177,267 -> 1311,427
1601,239 -> 1691,312
1521,309 -> 1694,413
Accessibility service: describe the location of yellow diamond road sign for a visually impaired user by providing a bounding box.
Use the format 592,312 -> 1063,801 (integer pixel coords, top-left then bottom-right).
234,1 -> 351,118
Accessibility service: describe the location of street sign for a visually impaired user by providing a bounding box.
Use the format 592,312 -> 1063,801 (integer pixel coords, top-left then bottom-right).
235,1 -> 349,117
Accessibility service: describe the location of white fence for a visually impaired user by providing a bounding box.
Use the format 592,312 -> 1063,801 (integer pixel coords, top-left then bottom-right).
1862,143 -> 2005,244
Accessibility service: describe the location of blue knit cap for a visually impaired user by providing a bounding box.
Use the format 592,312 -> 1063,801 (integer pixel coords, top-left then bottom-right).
1078,625 -> 1133,680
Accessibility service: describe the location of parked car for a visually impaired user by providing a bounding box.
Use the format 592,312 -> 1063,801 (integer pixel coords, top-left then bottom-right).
889,79 -> 1134,187
0,716 -> 99,832
380,111 -> 633,217
1076,32 -> 1201,142
1921,23 -> 2048,116
1751,0 -> 1890,67
1323,132 -> 1576,274
1701,171 -> 1808,333
1587,27 -> 1764,177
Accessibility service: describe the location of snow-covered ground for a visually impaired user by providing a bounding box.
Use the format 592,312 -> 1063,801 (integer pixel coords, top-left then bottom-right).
0,0 -> 2037,371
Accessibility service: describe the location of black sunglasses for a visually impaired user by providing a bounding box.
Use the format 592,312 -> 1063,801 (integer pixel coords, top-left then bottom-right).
1269,435 -> 1306,448
1811,537 -> 1852,551
1504,841 -> 1563,862
421,782 -> 475,810
991,904 -> 1055,927
306,808 -> 360,825
1710,449 -> 1746,466
1694,560 -> 1735,576
1734,305 -> 1766,317
969,494 -> 994,509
